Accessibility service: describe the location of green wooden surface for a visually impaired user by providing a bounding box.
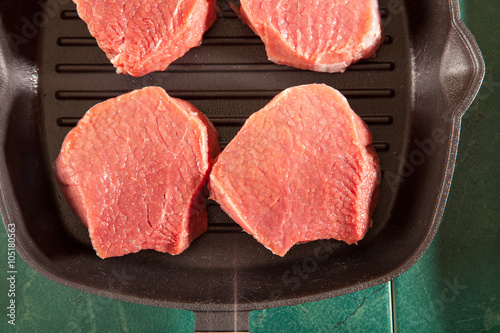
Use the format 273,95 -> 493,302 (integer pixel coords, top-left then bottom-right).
249,284 -> 393,332
1,0 -> 499,331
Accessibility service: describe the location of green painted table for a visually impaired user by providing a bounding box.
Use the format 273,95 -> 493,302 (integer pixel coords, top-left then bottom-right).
1,0 -> 499,331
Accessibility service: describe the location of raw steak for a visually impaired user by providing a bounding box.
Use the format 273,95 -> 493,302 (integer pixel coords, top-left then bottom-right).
73,0 -> 217,77
209,84 -> 380,256
239,0 -> 383,73
54,87 -> 220,258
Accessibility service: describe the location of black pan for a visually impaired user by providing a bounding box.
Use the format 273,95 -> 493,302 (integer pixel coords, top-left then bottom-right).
0,0 -> 484,331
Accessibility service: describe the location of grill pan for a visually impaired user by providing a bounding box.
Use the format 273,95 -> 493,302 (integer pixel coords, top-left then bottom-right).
0,0 -> 484,331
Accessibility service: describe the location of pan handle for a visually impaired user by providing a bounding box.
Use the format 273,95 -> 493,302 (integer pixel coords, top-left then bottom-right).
438,2 -> 485,118
194,310 -> 250,332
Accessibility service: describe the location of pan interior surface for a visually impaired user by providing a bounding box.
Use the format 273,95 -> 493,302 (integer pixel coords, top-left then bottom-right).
0,0 -> 484,311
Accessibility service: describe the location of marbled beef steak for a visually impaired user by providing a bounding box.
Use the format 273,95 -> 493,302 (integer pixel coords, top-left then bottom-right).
239,0 -> 383,73
54,87 -> 220,258
73,0 -> 217,76
209,84 -> 380,256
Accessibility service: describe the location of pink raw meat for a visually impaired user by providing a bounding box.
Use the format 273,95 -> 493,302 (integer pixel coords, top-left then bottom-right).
239,0 -> 383,73
73,0 -> 217,76
209,84 -> 380,256
54,87 -> 220,258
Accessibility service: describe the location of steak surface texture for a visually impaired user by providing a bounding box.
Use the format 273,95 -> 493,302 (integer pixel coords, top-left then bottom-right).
239,0 -> 383,73
209,84 -> 380,256
54,87 -> 220,258
73,0 -> 217,76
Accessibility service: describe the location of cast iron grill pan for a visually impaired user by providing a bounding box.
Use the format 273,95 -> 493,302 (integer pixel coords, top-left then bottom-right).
0,0 -> 484,331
